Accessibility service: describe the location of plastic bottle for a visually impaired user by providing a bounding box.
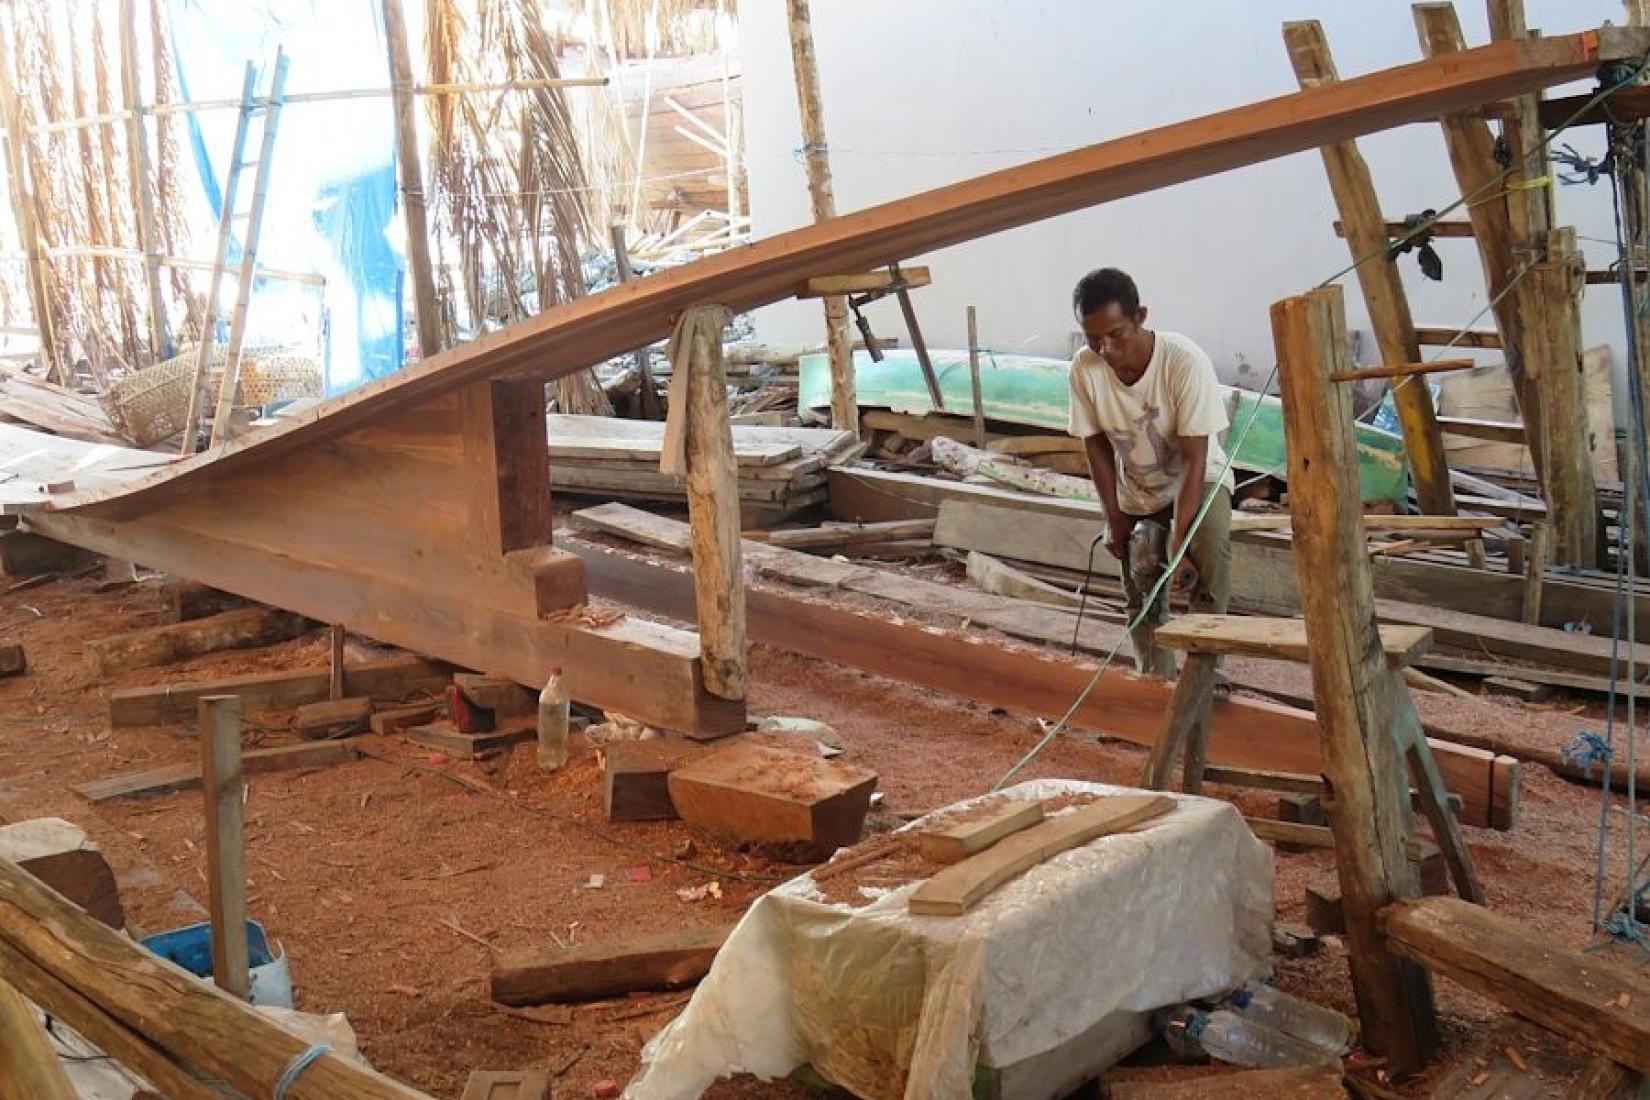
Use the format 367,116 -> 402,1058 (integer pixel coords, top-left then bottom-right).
1221,982 -> 1356,1057
537,666 -> 569,770
1159,1006 -> 1339,1068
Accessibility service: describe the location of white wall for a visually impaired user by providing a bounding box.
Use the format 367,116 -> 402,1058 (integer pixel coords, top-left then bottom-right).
740,0 -> 1632,403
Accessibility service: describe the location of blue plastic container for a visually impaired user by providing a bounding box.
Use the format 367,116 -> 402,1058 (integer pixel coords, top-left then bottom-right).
140,919 -> 294,1007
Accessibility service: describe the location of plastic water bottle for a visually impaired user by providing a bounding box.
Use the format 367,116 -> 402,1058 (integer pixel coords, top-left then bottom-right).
1221,982 -> 1356,1057
1160,1006 -> 1339,1068
536,666 -> 569,770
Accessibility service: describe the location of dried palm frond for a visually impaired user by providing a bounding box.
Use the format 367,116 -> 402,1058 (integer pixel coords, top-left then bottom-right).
600,0 -> 729,60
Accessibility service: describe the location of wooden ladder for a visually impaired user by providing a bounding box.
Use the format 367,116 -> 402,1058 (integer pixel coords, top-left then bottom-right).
1139,612 -> 1484,906
179,50 -> 290,454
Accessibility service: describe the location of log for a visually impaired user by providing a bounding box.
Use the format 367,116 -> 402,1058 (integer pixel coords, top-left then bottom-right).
0,858 -> 438,1099
490,926 -> 731,1006
0,977 -> 79,1100
86,607 -> 311,677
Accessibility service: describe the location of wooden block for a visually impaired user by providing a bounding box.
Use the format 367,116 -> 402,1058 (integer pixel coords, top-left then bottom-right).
0,531 -> 94,578
0,819 -> 124,929
408,718 -> 539,760
1105,1063 -> 1348,1099
453,672 -> 537,716
667,741 -> 878,861
604,738 -> 710,822
917,800 -> 1045,864
461,1070 -> 552,1100
1484,675 -> 1554,703
1277,793 -> 1328,854
106,657 -> 449,727
491,925 -> 731,1006
1272,923 -> 1321,958
1413,840 -> 1449,897
0,643 -> 24,678
1305,882 -> 1346,936
291,697 -> 373,739
85,608 -> 311,677
160,581 -> 251,623
369,703 -> 441,735
1381,897 -> 1650,1074
69,739 -> 360,803
447,683 -> 497,733
908,795 -> 1173,917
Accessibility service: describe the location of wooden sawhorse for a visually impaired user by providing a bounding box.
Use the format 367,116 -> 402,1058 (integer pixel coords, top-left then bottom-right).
1139,613 -> 1483,904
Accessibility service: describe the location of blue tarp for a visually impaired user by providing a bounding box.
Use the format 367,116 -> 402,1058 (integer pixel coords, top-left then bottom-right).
168,0 -> 404,393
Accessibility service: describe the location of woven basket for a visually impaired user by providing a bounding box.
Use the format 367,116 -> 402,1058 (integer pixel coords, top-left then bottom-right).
103,345 -> 321,446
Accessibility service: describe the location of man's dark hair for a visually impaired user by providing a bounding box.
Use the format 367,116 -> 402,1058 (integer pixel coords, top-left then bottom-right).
1072,267 -> 1140,318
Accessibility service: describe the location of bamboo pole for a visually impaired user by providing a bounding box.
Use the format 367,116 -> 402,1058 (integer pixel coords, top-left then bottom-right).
966,305 -> 986,448
610,224 -> 661,418
0,28 -> 65,385
381,0 -> 444,360
119,0 -> 168,363
785,0 -> 856,432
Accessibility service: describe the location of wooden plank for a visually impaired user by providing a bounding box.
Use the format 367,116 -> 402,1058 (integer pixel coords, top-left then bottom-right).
1333,219 -> 1474,239
490,925 -> 731,1006
107,656 -> 448,727
1273,286 -> 1437,1069
1381,897 -> 1650,1074
1104,1064 -> 1348,1100
1201,765 -> 1325,795
407,720 -> 538,760
199,696 -> 248,999
1537,84 -> 1650,127
760,518 -> 935,551
1374,597 -> 1647,680
916,800 -> 1044,864
1329,359 -> 1474,383
85,607 -> 311,677
50,26 -> 1645,516
1438,415 -> 1527,444
71,739 -> 361,803
907,795 -> 1172,917
0,977 -> 79,1100
797,266 -> 931,297
572,540 -> 1518,830
965,551 -> 1085,609
1154,614 -> 1432,666
1414,326 -> 1502,349
0,859 -> 440,1100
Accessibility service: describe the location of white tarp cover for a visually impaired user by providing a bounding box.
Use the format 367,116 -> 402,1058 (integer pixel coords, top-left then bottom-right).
627,779 -> 1274,1100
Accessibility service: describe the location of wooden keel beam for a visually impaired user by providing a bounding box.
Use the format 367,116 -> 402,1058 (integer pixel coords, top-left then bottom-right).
1272,286 -> 1437,1069
1284,19 -> 1456,517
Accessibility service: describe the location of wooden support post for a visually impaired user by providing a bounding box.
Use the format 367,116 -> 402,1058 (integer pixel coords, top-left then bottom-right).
966,305 -> 986,448
1523,228 -> 1598,566
460,376 -> 553,557
329,623 -> 346,700
1283,20 -> 1457,518
785,0 -> 856,431
0,977 -> 78,1100
1389,686 -> 1484,903
1613,74 -> 1650,578
381,0 -> 444,359
199,695 -> 248,999
1486,1 -> 1554,247
668,306 -> 747,701
1522,520 -> 1550,625
0,34 -> 63,384
120,0 -> 168,363
1140,653 -> 1218,791
610,225 -> 661,419
1271,286 -> 1437,1070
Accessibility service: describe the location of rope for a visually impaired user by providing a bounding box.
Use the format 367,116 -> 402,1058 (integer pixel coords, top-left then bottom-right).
272,1043 -> 330,1100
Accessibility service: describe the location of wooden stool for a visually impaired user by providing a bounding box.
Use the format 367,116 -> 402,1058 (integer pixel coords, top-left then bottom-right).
1138,613 -> 1483,904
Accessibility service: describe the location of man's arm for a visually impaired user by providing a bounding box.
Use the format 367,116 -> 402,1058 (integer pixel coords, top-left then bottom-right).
1082,434 -> 1132,561
1170,434 -> 1211,590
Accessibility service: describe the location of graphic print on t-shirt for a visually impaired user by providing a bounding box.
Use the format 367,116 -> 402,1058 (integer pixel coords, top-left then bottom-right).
1105,403 -> 1182,498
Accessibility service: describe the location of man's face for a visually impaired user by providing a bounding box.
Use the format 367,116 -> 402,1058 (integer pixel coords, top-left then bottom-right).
1080,303 -> 1152,375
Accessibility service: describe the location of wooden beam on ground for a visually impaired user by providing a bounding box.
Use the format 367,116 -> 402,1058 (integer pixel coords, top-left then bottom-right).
107,656 -> 447,727
490,926 -> 731,1006
1272,285 -> 1437,1069
1285,19 -> 1456,517
0,859 -> 441,1100
0,977 -> 79,1100
572,540 -> 1517,830
198,696 -> 248,999
1380,897 -> 1650,1074
71,739 -> 361,803
85,607 -> 311,677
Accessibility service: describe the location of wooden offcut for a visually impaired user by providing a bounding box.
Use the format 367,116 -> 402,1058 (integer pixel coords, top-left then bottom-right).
604,738 -> 709,822
490,925 -> 731,1006
86,607 -> 311,677
907,795 -> 1172,917
917,800 -> 1045,864
667,740 -> 877,861
1380,897 -> 1650,1074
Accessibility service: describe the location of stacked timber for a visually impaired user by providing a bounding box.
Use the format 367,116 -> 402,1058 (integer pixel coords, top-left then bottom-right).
547,414 -> 862,524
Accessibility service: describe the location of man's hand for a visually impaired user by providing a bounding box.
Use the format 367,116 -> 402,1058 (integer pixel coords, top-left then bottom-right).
1170,552 -> 1200,594
1105,515 -> 1134,564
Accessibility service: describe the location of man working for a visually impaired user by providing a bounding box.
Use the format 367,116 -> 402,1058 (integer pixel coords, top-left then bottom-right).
1067,267 -> 1233,679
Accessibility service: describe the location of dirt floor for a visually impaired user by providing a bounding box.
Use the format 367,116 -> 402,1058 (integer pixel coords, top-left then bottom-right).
1,552 -> 1648,1099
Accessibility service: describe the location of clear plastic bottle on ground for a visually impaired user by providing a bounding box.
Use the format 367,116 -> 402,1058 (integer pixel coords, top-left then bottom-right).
1160,1006 -> 1339,1068
1220,982 -> 1356,1056
536,666 -> 569,770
